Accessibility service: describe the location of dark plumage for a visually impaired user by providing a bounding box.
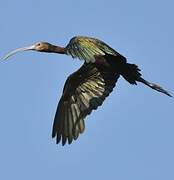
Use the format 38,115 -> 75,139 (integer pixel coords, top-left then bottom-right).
2,36 -> 172,145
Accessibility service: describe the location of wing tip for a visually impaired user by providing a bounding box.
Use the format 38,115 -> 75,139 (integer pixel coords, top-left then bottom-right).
52,125 -> 86,146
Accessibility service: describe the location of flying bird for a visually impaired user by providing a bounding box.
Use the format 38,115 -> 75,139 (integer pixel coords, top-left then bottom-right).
2,36 -> 172,145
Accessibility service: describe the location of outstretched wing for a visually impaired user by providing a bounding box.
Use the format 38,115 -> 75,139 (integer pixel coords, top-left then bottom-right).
66,36 -> 123,63
52,62 -> 120,145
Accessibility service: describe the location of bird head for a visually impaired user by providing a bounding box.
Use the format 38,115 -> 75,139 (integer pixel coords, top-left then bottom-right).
1,42 -> 54,61
32,42 -> 54,52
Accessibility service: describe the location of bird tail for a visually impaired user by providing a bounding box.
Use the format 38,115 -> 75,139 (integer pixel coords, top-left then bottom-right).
121,63 -> 172,97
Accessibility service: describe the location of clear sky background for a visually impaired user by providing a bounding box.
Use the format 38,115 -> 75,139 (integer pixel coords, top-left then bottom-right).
0,0 -> 173,179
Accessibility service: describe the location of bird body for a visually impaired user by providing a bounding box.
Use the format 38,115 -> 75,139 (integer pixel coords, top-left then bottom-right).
2,36 -> 172,145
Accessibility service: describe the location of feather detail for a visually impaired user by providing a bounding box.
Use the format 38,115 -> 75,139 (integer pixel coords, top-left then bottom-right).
52,62 -> 120,145
65,36 -> 116,63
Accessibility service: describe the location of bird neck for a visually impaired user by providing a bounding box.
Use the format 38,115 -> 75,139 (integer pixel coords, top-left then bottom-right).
51,45 -> 66,54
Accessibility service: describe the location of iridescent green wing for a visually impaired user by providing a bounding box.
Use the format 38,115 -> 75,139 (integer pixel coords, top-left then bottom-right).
52,62 -> 120,145
66,36 -> 118,63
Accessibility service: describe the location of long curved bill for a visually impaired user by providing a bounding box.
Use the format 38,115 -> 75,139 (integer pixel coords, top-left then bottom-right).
1,45 -> 35,61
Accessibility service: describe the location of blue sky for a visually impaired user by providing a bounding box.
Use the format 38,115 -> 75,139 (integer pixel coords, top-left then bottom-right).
0,0 -> 173,179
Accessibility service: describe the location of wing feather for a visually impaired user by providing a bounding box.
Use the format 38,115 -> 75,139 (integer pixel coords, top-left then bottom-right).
52,62 -> 120,145
66,36 -> 116,63
67,107 -> 73,144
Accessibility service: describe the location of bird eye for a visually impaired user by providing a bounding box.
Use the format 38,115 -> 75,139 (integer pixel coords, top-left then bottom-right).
37,43 -> 41,46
